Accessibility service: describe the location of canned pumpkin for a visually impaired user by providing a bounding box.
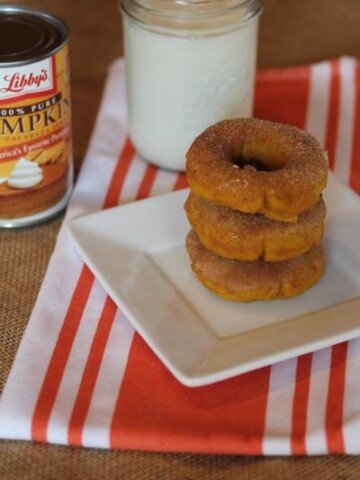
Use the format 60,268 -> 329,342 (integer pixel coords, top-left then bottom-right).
0,5 -> 73,228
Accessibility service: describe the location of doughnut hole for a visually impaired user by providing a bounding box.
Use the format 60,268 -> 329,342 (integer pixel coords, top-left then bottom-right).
231,156 -> 271,172
234,141 -> 287,172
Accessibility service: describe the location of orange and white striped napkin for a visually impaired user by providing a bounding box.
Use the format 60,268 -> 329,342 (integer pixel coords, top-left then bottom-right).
1,57 -> 360,455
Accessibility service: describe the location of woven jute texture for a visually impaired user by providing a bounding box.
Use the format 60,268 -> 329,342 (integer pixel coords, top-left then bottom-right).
1,217 -> 360,479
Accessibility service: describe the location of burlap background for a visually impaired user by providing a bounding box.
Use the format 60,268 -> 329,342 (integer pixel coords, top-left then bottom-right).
1,0 -> 360,478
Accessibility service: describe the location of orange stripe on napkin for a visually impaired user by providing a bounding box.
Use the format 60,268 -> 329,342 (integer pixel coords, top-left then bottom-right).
326,342 -> 348,453
104,138 -> 136,208
325,59 -> 341,169
173,173 -> 188,191
136,164 -> 158,201
31,138 -> 135,443
350,62 -> 360,194
291,354 -> 312,455
255,65 -> 310,127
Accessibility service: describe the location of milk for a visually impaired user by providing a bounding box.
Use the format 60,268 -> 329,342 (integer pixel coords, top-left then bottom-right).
124,17 -> 259,171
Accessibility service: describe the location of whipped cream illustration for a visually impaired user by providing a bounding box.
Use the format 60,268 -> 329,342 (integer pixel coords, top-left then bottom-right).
7,157 -> 43,189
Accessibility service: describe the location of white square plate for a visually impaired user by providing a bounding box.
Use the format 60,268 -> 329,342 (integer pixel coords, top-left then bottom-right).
69,173 -> 360,387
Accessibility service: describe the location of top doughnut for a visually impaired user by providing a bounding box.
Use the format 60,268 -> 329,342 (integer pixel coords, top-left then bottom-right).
186,118 -> 328,222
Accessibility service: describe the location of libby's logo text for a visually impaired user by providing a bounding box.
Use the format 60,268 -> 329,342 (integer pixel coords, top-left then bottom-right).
0,69 -> 49,93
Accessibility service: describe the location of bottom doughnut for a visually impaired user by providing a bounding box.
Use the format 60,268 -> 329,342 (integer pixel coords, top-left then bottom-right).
186,229 -> 326,302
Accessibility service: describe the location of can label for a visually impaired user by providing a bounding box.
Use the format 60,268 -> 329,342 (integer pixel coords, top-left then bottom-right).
0,43 -> 72,219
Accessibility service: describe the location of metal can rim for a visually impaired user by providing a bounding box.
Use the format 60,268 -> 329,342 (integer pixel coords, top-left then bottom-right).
0,4 -> 68,68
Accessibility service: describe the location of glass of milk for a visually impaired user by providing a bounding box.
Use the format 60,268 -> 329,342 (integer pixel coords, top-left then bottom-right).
120,0 -> 263,171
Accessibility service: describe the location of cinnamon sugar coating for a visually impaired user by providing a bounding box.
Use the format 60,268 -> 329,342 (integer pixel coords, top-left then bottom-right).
186,118 -> 328,222
184,192 -> 326,262
186,229 -> 326,302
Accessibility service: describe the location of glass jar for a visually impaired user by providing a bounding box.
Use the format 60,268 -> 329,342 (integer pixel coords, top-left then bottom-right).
120,0 -> 263,171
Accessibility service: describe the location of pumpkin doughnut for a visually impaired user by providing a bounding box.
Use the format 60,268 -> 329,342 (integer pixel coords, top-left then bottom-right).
184,192 -> 326,262
186,230 -> 326,302
186,118 -> 328,222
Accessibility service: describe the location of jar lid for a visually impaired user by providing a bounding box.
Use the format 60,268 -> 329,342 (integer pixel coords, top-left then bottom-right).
120,0 -> 263,36
0,5 -> 68,67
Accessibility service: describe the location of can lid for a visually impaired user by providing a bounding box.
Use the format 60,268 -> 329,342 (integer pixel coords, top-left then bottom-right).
0,5 -> 68,66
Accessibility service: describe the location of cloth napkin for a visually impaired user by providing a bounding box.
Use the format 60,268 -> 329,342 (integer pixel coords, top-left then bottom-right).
1,57 -> 360,456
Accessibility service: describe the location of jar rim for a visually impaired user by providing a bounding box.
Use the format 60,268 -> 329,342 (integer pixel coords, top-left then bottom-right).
120,0 -> 263,35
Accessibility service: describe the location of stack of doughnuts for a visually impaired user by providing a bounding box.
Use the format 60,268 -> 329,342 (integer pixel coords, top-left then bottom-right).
184,118 -> 328,302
